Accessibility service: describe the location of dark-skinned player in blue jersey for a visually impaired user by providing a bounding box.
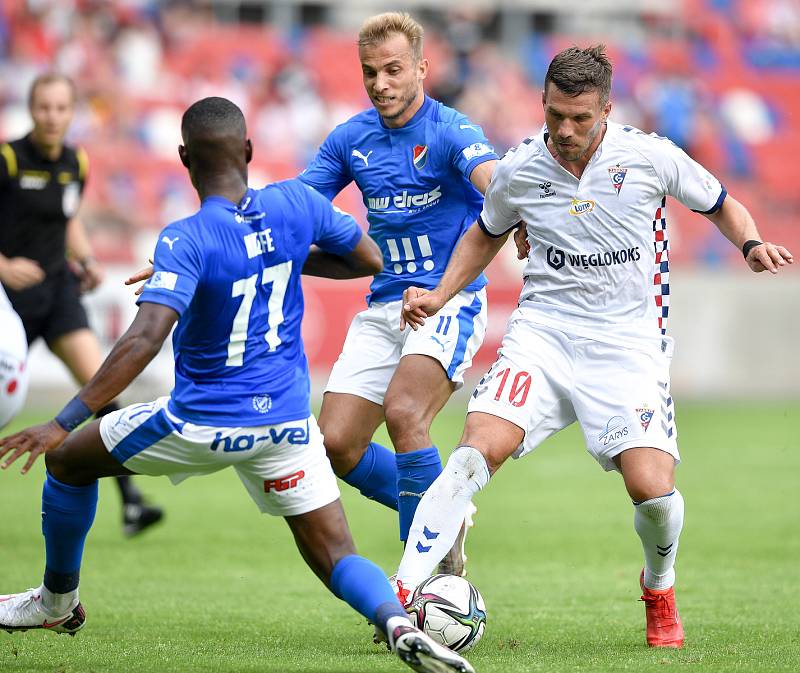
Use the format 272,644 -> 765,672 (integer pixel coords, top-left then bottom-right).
0,96 -> 474,673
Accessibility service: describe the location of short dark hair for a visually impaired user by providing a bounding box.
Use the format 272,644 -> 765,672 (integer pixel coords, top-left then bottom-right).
28,72 -> 76,108
544,45 -> 612,103
181,97 -> 246,140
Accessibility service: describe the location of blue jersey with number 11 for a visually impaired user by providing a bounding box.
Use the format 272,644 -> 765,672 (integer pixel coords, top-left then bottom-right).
300,96 -> 497,303
137,179 -> 362,427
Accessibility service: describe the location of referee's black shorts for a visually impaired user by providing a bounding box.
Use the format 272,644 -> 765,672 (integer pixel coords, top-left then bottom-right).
4,268 -> 90,347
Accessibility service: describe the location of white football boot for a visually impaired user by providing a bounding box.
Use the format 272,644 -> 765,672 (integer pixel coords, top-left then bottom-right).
391,623 -> 476,673
0,588 -> 85,635
437,502 -> 477,577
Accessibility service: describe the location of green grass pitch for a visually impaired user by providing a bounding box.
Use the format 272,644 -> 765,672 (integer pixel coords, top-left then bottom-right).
1,401 -> 798,673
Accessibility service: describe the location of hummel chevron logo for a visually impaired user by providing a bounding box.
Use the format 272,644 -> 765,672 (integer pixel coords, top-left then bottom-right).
423,526 -> 439,540
161,235 -> 179,250
657,543 -> 673,557
352,149 -> 373,166
416,541 -> 432,553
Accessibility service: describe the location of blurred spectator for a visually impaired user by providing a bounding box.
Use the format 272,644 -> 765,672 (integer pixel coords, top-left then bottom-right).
0,1 -> 797,265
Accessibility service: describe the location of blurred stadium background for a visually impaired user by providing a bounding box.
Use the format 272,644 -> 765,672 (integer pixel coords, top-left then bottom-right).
1,0 -> 798,405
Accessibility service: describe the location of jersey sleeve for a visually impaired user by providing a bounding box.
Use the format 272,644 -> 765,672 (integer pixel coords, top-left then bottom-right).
298,182 -> 362,255
477,156 -> 520,238
443,118 -> 498,180
647,136 -> 726,214
0,143 -> 16,185
297,125 -> 352,200
137,223 -> 204,316
76,147 -> 89,195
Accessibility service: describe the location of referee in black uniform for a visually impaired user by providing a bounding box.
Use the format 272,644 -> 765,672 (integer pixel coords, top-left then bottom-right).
0,73 -> 163,536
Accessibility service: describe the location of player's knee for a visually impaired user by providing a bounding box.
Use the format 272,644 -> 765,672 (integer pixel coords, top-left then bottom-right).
384,394 -> 426,441
44,439 -> 93,485
44,444 -> 77,483
625,475 -> 675,503
319,426 -> 366,476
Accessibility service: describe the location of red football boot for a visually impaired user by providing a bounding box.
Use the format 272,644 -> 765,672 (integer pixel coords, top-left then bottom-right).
640,570 -> 684,648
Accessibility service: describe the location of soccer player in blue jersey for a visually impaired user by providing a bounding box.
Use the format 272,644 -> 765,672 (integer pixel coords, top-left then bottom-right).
0,97 -> 474,673
299,12 -> 498,573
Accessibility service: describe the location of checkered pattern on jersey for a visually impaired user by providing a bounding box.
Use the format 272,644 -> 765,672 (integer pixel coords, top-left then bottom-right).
652,196 -> 670,335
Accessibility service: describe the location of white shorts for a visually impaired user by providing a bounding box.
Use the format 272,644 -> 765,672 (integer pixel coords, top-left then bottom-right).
467,310 -> 679,472
0,314 -> 29,430
325,288 -> 487,405
99,397 -> 340,516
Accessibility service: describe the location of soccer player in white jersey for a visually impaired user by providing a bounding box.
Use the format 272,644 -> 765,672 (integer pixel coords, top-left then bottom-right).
393,45 -> 793,648
298,12 -> 498,573
0,97 -> 474,673
0,284 -> 28,429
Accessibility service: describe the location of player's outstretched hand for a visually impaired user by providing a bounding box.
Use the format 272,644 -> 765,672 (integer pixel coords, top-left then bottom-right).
514,223 -> 530,260
125,260 -> 154,296
746,242 -> 793,274
0,421 -> 68,474
400,286 -> 447,331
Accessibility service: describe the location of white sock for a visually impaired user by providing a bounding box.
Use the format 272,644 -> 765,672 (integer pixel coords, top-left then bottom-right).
39,584 -> 79,616
397,446 -> 490,587
634,489 -> 684,590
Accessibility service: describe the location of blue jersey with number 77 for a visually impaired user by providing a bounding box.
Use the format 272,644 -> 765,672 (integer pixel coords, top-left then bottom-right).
137,179 -> 362,426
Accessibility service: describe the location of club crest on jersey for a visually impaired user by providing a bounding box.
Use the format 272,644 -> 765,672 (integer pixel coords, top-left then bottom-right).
412,144 -> 429,170
252,394 -> 272,414
569,198 -> 595,216
637,407 -> 654,432
608,165 -> 628,194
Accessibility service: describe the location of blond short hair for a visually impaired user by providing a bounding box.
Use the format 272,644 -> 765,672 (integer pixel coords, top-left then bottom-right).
28,72 -> 77,108
358,12 -> 424,62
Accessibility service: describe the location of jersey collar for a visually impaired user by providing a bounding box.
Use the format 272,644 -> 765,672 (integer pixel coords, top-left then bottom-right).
203,188 -> 257,211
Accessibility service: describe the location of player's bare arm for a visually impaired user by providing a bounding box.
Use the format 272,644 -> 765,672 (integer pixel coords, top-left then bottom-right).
0,302 -> 177,473
301,233 -> 383,279
401,221 -> 510,331
468,159 -> 496,195
704,195 -> 793,274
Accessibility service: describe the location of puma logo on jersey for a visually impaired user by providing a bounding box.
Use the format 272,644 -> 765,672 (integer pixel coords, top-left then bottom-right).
352,149 -> 373,166
161,235 -> 180,250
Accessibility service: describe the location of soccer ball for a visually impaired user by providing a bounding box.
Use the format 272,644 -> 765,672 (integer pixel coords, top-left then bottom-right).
406,574 -> 487,652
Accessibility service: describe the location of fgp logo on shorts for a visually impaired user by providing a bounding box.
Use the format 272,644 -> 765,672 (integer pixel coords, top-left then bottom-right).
264,470 -> 305,493
210,419 -> 310,452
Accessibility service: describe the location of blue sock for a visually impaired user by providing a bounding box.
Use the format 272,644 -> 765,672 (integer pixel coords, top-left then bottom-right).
41,472 -> 99,593
341,442 -> 398,510
330,554 -> 406,631
396,447 -> 442,542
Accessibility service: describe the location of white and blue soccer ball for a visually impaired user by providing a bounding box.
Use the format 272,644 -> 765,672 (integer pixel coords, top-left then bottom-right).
407,574 -> 487,653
